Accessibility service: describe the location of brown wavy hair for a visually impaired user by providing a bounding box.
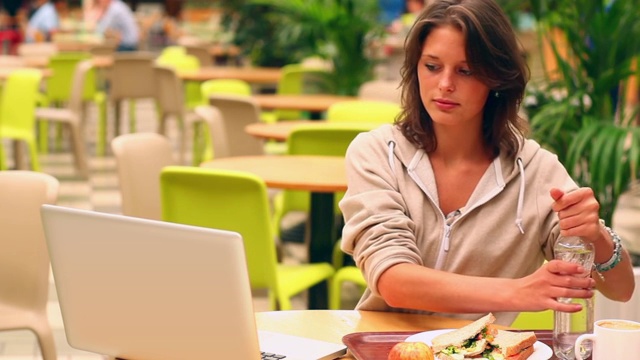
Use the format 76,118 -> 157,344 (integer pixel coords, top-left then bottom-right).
396,0 -> 529,157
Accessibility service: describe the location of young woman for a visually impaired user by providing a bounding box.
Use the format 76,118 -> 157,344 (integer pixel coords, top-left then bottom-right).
339,0 -> 635,325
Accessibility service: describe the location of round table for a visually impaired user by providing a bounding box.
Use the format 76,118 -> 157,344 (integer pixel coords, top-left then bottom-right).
253,94 -> 358,113
180,66 -> 282,84
245,120 -> 323,141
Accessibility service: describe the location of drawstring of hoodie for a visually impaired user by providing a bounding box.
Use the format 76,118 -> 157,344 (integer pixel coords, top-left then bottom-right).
387,141 -> 396,172
387,140 -> 526,234
515,157 -> 526,234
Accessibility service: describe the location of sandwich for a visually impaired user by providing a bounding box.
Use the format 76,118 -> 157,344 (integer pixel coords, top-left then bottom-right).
432,313 -> 497,359
479,330 -> 536,360
432,313 -> 537,360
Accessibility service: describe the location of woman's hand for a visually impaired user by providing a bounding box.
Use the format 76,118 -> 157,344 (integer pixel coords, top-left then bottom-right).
515,260 -> 595,312
550,187 -> 601,243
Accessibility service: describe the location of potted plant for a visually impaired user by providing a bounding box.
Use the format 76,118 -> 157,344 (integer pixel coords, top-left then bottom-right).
526,0 -> 640,224
245,0 -> 386,96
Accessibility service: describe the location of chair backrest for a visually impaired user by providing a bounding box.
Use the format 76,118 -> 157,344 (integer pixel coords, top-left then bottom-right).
155,52 -> 201,109
194,105 -> 230,159
201,79 -> 252,98
287,124 -> 373,156
0,69 -> 43,139
357,80 -> 402,104
46,52 -> 95,103
0,171 -> 59,310
111,133 -> 175,220
109,52 -> 156,101
282,124 -> 371,213
209,95 -> 264,157
66,59 -> 96,116
154,65 -> 185,116
327,100 -> 401,124
185,44 -> 213,67
160,166 -> 279,291
276,64 -> 331,120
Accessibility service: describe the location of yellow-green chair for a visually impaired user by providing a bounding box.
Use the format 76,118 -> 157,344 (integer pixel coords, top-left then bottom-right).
510,310 -> 554,330
0,69 -> 43,171
160,166 -> 335,310
267,64 -> 331,122
273,124 -> 374,242
329,241 -> 366,310
327,100 -> 401,124
39,52 -> 106,154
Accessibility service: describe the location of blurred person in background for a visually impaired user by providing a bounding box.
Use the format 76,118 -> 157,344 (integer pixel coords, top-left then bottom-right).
94,0 -> 139,51
25,0 -> 59,42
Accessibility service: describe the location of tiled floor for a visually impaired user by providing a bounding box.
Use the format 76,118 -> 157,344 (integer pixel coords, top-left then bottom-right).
0,100 -> 360,359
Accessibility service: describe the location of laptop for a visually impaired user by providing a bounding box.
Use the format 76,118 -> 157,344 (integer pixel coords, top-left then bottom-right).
41,205 -> 346,360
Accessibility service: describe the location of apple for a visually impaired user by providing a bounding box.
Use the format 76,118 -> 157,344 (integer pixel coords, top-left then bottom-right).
388,341 -> 434,360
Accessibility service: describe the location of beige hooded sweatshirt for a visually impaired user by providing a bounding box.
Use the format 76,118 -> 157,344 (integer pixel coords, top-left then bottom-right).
339,124 -> 577,326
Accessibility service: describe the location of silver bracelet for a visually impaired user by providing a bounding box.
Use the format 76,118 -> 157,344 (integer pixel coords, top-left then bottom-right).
594,221 -> 623,275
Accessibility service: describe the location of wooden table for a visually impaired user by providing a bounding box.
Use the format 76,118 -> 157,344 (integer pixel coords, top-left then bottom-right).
253,94 -> 358,116
179,66 -> 282,84
21,55 -> 113,69
255,310 -> 546,360
245,120 -> 323,141
201,155 -> 346,309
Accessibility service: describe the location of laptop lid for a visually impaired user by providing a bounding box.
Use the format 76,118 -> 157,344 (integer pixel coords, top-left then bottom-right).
41,205 -> 261,360
42,205 -> 346,360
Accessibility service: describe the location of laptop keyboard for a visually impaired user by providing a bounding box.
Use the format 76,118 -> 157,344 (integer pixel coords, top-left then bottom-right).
261,352 -> 286,359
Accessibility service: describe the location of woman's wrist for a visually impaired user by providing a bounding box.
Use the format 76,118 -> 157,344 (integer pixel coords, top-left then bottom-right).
593,220 -> 623,277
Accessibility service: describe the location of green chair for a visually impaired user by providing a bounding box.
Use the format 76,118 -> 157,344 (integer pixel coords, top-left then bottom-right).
267,64 -> 331,122
326,100 -> 402,124
510,310 -> 554,330
39,52 -> 106,154
0,69 -> 43,171
329,241 -> 366,310
273,124 -> 374,241
160,166 -> 335,310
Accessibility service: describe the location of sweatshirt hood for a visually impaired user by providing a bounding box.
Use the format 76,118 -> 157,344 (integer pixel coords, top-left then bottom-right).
376,124 -> 544,234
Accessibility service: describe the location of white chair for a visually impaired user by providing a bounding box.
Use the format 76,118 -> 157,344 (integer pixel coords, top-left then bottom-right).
0,170 -> 59,360
35,59 -> 94,179
207,94 -> 265,157
111,132 -> 176,220
153,65 -> 202,164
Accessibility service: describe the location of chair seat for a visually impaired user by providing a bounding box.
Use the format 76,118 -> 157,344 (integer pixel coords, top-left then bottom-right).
35,108 -> 79,124
0,302 -> 47,329
276,263 -> 335,298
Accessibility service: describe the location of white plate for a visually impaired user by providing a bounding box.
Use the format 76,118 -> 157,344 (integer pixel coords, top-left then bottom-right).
405,329 -> 553,360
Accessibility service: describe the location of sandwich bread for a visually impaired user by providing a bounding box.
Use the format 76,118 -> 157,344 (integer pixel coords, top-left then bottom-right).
432,313 -> 537,360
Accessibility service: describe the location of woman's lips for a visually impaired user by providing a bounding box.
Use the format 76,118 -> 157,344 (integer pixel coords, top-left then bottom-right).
433,98 -> 459,111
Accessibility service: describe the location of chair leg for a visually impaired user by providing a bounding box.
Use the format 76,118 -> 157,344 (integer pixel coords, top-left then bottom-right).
27,139 -> 41,171
38,121 -> 49,154
31,322 -> 57,360
68,123 -> 89,179
115,100 -> 122,137
329,276 -> 343,310
96,99 -> 108,156
129,99 -> 136,133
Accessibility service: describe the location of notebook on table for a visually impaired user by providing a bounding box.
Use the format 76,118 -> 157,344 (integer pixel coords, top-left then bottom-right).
41,205 -> 346,360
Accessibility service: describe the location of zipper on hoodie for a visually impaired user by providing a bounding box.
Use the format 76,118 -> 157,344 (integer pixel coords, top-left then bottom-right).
407,154 -> 505,270
434,224 -> 452,269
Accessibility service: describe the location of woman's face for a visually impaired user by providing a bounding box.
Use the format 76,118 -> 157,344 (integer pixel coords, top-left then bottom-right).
417,25 -> 490,130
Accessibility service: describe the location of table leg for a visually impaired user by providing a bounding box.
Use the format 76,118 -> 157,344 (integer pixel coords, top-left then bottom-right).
308,191 -> 337,309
